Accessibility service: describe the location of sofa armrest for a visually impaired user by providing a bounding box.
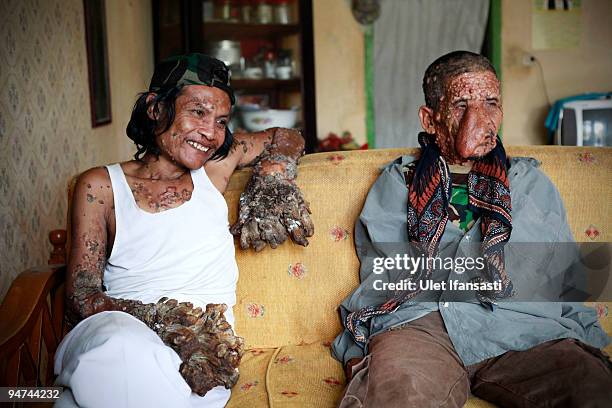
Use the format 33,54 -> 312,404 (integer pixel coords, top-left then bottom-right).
0,231 -> 68,387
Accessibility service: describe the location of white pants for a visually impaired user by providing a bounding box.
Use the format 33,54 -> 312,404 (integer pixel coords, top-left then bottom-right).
54,311 -> 230,408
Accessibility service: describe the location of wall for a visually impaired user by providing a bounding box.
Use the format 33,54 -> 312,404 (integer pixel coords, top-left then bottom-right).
311,0 -> 612,147
0,0 -> 153,302
502,0 -> 612,145
99,0 -> 154,161
312,0 -> 367,144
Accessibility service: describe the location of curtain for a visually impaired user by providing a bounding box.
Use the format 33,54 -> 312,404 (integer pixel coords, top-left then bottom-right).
373,0 -> 490,148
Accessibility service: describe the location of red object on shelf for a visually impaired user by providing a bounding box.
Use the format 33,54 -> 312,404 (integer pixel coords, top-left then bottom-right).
317,131 -> 363,152
318,133 -> 343,151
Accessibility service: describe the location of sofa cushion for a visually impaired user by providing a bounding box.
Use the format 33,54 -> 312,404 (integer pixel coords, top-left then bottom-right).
503,147 -> 611,243
265,341 -> 346,407
226,347 -> 276,407
227,342 -> 345,407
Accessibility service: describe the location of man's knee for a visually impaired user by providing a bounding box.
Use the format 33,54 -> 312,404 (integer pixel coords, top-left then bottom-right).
64,312 -> 189,408
74,311 -> 161,348
471,339 -> 612,407
57,311 -> 179,383
364,328 -> 469,407
367,358 -> 469,407
550,340 -> 612,406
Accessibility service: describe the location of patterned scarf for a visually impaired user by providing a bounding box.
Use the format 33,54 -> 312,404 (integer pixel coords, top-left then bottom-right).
345,133 -> 513,345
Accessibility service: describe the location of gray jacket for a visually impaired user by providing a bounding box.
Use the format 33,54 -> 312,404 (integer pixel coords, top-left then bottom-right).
332,156 -> 609,366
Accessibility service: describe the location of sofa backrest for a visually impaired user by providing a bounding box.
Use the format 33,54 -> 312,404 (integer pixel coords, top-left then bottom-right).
224,146 -> 611,349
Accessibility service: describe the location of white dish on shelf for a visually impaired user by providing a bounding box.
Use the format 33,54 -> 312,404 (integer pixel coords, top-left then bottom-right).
243,67 -> 263,79
275,66 -> 292,79
240,107 -> 298,132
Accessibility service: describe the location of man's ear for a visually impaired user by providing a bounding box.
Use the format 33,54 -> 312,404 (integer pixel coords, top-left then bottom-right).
418,105 -> 436,134
146,93 -> 158,121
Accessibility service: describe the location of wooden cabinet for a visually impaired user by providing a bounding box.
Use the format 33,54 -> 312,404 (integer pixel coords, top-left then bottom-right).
152,0 -> 317,152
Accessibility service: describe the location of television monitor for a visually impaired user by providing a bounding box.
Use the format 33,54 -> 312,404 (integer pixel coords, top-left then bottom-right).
556,99 -> 612,146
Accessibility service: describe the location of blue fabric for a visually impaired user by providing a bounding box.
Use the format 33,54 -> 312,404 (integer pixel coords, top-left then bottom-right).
545,92 -> 612,144
331,155 -> 610,367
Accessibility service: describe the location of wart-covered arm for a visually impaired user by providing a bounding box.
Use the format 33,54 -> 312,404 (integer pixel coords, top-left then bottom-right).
66,168 -> 243,396
66,168 -> 157,324
230,127 -> 314,251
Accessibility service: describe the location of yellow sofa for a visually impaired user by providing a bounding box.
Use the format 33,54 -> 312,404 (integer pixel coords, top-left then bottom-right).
1,146 -> 610,407
223,146 -> 612,407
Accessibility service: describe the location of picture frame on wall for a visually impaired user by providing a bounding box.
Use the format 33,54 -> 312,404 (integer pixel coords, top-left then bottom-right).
83,0 -> 112,127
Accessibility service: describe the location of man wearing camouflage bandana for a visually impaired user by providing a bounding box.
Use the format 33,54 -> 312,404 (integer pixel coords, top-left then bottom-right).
54,53 -> 313,407
149,54 -> 236,103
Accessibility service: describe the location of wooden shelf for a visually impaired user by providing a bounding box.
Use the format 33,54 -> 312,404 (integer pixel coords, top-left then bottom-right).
153,0 -> 317,152
202,22 -> 300,41
231,78 -> 300,91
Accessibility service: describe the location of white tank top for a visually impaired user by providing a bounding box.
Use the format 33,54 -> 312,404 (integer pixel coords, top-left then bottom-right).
103,164 -> 238,326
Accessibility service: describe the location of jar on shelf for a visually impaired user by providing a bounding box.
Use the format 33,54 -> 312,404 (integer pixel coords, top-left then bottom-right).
264,50 -> 277,78
240,0 -> 253,23
205,40 -> 242,74
275,48 -> 293,79
254,0 -> 273,24
274,0 -> 292,24
230,0 -> 241,20
213,0 -> 231,20
213,0 -> 240,21
202,0 -> 214,22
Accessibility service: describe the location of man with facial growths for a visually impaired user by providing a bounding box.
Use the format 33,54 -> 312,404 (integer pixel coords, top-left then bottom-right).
332,51 -> 612,407
53,54 -> 313,408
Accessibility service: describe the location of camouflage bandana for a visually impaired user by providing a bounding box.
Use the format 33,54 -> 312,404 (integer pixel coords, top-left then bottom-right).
149,53 -> 235,105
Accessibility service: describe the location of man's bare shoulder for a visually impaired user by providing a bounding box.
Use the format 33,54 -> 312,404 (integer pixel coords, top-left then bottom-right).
73,166 -> 114,207
78,166 -> 111,185
75,166 -> 112,191
77,160 -> 144,184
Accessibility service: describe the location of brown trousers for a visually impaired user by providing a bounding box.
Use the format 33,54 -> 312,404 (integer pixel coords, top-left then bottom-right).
339,312 -> 612,408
